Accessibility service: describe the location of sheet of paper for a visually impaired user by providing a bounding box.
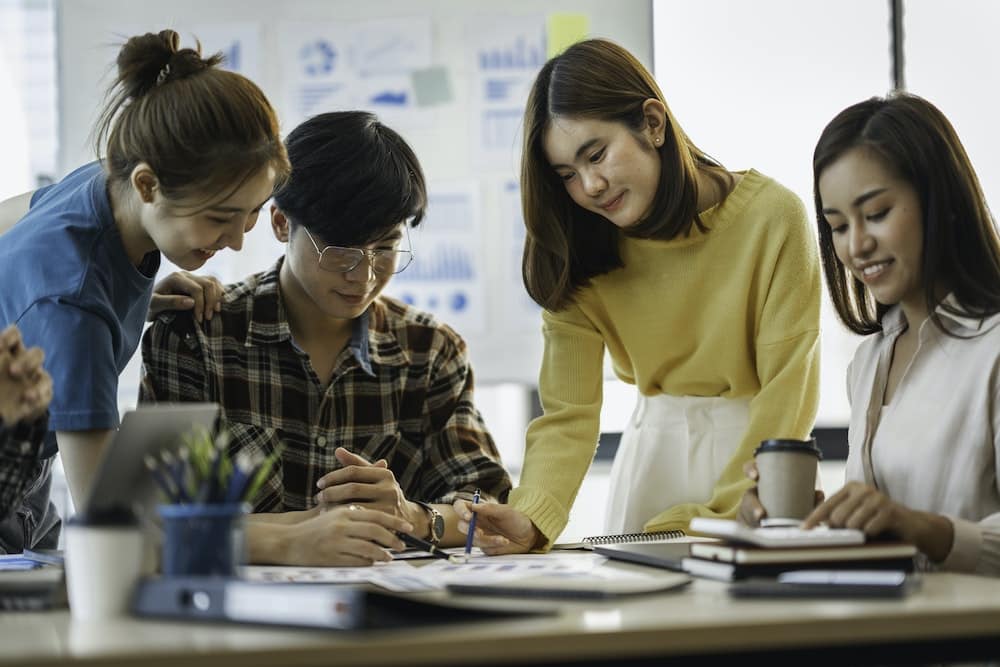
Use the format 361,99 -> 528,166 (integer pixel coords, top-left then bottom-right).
242,553 -> 607,593
276,18 -> 434,131
465,16 -> 545,170
242,561 -> 413,584
416,552 -> 606,584
383,182 -> 487,335
546,14 -> 590,58
0,555 -> 42,571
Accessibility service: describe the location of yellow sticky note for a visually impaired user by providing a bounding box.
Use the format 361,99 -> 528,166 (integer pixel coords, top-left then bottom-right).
547,14 -> 590,59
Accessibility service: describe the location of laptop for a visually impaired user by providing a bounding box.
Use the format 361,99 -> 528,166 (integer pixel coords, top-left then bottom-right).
80,403 -> 220,519
0,404 -> 219,612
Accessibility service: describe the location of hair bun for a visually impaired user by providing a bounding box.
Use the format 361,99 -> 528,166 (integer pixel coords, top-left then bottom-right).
115,29 -> 221,97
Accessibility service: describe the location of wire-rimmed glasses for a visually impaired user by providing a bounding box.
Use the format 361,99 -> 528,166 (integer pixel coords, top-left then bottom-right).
301,226 -> 413,275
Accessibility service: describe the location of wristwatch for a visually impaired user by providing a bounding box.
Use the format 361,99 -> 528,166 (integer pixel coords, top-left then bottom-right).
416,501 -> 445,544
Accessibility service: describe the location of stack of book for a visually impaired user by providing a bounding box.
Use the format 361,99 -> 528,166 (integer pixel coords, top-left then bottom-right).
683,518 -> 917,582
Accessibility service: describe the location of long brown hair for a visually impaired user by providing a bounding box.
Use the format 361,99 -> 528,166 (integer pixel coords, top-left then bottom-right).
521,38 -> 729,311
813,93 -> 1000,335
94,30 -> 289,210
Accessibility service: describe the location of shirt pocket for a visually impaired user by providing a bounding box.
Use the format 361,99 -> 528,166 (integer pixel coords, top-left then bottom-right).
225,421 -> 283,512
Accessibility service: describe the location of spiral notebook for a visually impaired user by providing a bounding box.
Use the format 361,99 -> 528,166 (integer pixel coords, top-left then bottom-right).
555,529 -> 688,550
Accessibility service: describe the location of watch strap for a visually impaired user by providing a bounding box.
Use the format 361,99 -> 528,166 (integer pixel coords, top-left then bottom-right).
415,500 -> 444,544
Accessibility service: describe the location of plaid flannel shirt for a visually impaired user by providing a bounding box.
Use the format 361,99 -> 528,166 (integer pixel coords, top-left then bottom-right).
139,259 -> 511,512
0,413 -> 47,520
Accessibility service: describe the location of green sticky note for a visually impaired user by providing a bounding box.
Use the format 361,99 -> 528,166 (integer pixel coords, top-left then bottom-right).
412,66 -> 453,107
547,14 -> 590,58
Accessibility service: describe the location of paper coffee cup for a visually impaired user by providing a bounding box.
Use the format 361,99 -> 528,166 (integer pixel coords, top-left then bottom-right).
65,520 -> 145,621
754,438 -> 822,520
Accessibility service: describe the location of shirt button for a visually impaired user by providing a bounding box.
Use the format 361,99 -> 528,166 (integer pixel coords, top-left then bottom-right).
316,436 -> 327,447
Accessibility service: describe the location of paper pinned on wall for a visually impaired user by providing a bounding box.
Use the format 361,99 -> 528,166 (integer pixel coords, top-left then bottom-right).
276,18 -> 434,130
383,182 -> 488,336
466,16 -> 546,170
546,13 -> 590,58
500,180 -> 541,331
190,23 -> 261,80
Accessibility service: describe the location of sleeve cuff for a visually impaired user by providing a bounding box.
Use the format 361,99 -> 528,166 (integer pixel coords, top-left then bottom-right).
940,515 -> 982,572
507,486 -> 571,551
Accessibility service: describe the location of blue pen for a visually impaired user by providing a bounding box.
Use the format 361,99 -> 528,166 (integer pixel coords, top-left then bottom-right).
464,488 -> 481,561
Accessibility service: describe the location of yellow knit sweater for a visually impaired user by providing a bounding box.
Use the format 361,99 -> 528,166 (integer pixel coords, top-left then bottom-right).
509,170 -> 821,546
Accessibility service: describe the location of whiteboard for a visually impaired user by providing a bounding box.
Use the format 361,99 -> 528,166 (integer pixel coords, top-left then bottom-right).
56,0 -> 653,385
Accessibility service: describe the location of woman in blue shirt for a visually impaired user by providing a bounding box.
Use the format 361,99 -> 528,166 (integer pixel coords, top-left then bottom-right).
0,29 -> 289,552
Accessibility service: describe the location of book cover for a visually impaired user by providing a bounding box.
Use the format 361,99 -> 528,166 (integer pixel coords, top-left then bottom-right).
690,541 -> 918,565
681,554 -> 916,582
688,518 -> 866,548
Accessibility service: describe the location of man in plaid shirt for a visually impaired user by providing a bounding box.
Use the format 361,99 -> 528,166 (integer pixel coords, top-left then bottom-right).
0,324 -> 52,548
141,112 -> 512,566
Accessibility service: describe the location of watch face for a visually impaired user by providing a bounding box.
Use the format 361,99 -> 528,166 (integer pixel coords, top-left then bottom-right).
430,512 -> 445,542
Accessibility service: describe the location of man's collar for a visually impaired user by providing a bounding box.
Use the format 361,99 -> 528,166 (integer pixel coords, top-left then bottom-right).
244,257 -> 409,374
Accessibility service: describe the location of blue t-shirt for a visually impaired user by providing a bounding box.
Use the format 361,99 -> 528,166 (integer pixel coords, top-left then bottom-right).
0,162 -> 159,457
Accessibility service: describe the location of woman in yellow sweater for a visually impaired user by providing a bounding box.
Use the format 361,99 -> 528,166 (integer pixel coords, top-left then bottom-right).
458,38 -> 821,553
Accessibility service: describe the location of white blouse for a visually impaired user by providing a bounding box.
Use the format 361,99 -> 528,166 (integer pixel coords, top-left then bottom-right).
844,297 -> 1000,575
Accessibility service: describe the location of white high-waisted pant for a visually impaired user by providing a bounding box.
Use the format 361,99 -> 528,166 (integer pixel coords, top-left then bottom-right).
604,393 -> 751,534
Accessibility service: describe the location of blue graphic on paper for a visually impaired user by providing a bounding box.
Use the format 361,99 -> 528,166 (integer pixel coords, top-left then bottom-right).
451,292 -> 468,312
300,40 -> 337,77
477,34 -> 545,70
394,245 -> 475,282
371,90 -> 408,106
219,41 -> 242,72
485,79 -> 516,101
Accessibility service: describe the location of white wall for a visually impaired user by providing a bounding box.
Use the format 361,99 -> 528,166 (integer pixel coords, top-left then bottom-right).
651,0 -> 896,427
904,0 -> 1000,214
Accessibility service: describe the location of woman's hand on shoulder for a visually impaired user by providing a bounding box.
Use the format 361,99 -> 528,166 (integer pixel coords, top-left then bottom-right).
453,499 -> 541,555
149,271 -> 224,323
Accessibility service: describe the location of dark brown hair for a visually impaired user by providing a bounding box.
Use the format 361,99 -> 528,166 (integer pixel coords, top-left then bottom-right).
520,38 -> 730,311
273,111 -> 427,246
94,30 -> 289,210
813,93 -> 1000,335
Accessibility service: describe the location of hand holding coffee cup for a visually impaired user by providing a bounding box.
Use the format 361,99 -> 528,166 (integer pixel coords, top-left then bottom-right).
752,438 -> 823,522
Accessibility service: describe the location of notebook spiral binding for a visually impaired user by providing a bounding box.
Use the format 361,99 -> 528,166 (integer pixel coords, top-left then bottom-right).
581,529 -> 686,545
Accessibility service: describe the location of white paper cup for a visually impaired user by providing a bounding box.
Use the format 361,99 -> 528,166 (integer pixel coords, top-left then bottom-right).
754,438 -> 822,521
64,522 -> 145,621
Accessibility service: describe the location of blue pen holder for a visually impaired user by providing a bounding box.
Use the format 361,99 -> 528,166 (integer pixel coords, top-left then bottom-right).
158,503 -> 249,577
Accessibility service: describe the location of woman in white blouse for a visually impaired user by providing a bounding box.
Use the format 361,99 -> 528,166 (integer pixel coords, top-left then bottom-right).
744,93 -> 1000,575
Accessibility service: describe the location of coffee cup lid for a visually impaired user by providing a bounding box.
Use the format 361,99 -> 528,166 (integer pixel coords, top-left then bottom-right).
754,438 -> 822,460
67,504 -> 139,527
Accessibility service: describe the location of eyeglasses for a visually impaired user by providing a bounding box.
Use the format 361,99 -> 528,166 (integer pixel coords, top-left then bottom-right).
301,226 -> 413,275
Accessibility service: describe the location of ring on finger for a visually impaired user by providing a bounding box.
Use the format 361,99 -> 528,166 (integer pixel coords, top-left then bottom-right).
347,504 -> 361,511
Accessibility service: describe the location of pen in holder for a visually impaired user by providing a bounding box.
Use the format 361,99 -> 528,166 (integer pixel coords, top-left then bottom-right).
148,427 -> 282,577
